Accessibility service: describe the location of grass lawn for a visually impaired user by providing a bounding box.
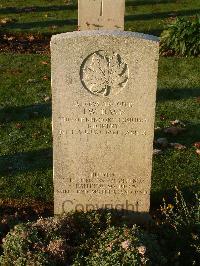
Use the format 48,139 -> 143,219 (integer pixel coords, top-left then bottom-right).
0,0 -> 199,207
0,54 -> 52,201
0,0 -> 199,35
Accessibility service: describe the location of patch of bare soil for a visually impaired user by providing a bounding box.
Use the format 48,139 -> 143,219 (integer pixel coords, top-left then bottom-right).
0,33 -> 50,54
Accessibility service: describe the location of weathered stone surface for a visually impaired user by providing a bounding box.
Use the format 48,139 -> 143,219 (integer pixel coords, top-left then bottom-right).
78,0 -> 125,30
51,30 -> 159,216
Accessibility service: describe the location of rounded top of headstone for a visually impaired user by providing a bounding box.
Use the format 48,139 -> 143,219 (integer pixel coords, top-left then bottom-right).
51,30 -> 159,44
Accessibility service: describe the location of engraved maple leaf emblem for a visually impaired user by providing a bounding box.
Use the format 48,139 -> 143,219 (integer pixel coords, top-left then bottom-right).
81,51 -> 129,96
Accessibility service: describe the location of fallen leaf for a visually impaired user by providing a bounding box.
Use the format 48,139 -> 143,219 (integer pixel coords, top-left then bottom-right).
170,143 -> 186,150
15,123 -> 23,129
0,18 -> 15,25
196,149 -> 200,155
194,142 -> 200,149
28,35 -> 35,42
153,149 -> 163,155
170,119 -> 185,127
44,96 -> 51,102
196,97 -> 200,103
164,126 -> 186,136
165,16 -> 177,23
43,75 -> 49,80
160,114 -> 167,121
156,138 -> 168,148
7,36 -> 15,41
155,127 -> 162,132
27,79 -> 37,83
41,61 -> 48,65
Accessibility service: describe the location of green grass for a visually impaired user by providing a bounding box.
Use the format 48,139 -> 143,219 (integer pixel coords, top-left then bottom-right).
0,53 -> 199,204
0,54 -> 52,201
0,0 -> 199,35
153,57 -> 200,203
153,58 -> 200,204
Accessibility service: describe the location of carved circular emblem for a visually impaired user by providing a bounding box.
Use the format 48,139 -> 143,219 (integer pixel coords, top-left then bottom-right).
80,51 -> 129,96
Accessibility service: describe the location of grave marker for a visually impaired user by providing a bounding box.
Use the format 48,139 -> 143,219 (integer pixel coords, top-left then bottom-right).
78,0 -> 125,30
51,30 -> 159,218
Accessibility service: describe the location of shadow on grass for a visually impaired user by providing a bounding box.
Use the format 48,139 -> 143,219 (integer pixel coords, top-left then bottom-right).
0,148 -> 52,176
154,122 -> 200,147
125,8 -> 200,21
157,87 -> 200,102
126,0 -> 176,7
0,5 -> 77,15
183,123 -> 200,145
5,19 -> 77,30
0,103 -> 51,123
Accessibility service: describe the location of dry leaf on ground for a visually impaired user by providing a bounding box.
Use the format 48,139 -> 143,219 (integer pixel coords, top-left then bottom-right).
153,149 -> 163,155
15,123 -> 24,129
28,35 -> 35,42
0,18 -> 15,25
194,142 -> 200,149
170,119 -> 186,127
5,36 -> 15,41
43,75 -> 49,80
44,96 -> 51,102
196,149 -> 200,155
41,61 -> 48,65
170,143 -> 186,150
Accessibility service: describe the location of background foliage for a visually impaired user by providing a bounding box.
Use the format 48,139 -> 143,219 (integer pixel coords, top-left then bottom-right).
160,16 -> 200,56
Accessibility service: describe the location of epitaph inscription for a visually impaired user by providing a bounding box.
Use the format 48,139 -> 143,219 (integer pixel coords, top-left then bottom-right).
51,31 -> 159,216
80,51 -> 129,96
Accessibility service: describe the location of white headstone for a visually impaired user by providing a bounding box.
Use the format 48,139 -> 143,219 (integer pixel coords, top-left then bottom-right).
51,30 -> 159,219
78,0 -> 125,30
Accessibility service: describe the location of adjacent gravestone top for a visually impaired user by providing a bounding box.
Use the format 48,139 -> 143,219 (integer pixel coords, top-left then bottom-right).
78,0 -> 125,30
51,30 -> 159,219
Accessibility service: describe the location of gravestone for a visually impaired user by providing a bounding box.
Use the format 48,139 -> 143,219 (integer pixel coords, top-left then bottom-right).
51,30 -> 159,217
78,0 -> 125,30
